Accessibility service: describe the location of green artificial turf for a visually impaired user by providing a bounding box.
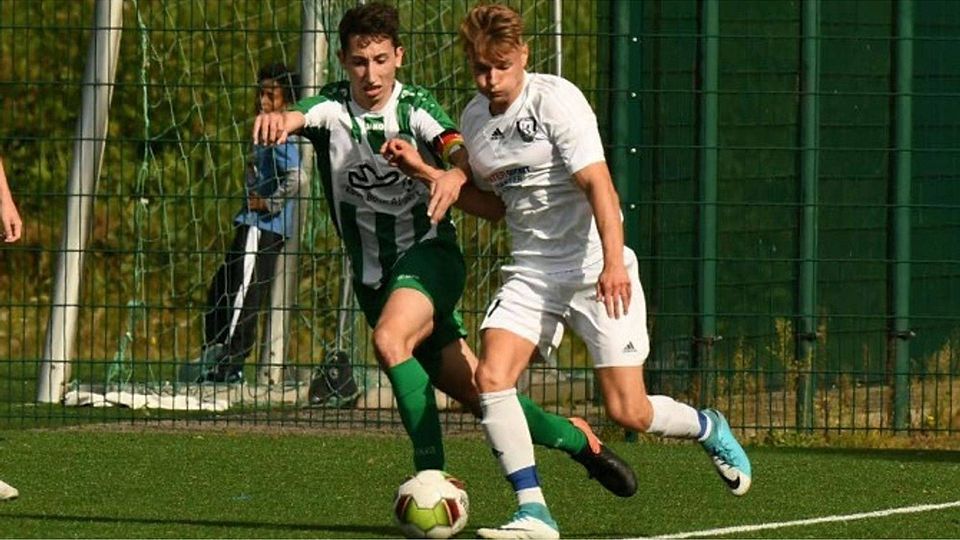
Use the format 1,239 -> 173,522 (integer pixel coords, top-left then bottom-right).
0,429 -> 958,538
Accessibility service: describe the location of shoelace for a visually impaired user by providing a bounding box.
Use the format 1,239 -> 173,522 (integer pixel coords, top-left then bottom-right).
710,435 -> 742,468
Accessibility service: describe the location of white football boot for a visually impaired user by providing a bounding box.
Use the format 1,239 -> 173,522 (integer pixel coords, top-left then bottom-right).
477,502 -> 560,539
0,480 -> 18,501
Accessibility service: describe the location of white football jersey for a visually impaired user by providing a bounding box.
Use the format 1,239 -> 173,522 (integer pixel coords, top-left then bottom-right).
460,73 -> 608,273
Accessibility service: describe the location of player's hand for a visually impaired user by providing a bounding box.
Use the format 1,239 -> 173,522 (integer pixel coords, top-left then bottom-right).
596,263 -> 631,319
253,112 -> 288,145
0,200 -> 22,243
381,138 -> 427,178
426,169 -> 466,224
247,192 -> 268,212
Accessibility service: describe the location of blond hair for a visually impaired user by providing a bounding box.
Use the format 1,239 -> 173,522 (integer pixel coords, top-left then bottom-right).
459,3 -> 526,60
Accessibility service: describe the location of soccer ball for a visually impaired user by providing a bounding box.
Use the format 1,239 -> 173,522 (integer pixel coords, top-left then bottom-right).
393,469 -> 469,539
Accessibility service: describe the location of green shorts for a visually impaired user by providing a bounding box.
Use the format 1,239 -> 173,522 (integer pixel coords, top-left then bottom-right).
353,237 -> 468,376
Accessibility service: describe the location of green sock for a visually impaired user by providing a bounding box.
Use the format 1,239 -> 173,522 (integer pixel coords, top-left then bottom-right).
518,394 -> 588,455
387,358 -> 445,471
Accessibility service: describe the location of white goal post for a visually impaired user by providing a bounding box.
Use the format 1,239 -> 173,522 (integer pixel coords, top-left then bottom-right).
37,0 -> 330,403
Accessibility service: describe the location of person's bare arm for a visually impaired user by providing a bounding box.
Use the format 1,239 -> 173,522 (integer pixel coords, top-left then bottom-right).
0,158 -> 22,243
572,161 -> 629,319
454,180 -> 505,222
381,138 -> 467,224
381,139 -> 506,223
443,147 -> 508,222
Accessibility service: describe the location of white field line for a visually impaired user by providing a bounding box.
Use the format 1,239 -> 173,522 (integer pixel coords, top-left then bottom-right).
646,500 -> 960,539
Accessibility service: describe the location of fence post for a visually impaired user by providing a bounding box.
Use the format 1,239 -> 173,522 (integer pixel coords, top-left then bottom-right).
796,0 -> 821,432
258,0 -> 328,385
892,0 -> 914,432
37,0 -> 123,403
552,0 -> 563,77
609,0 -> 644,440
609,1 -> 643,249
697,0 -> 720,404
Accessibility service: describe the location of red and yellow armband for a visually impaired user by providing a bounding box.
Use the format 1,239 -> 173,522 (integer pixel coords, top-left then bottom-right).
432,129 -> 466,164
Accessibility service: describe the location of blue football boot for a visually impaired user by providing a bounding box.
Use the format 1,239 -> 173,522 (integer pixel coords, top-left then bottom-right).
700,408 -> 752,496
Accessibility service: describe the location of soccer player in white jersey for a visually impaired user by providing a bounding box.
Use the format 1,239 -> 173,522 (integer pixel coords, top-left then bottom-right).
252,2 -> 636,495
439,4 -> 751,537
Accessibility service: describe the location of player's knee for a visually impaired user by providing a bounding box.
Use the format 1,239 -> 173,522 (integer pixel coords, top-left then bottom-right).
605,398 -> 654,432
371,326 -> 413,367
473,362 -> 511,393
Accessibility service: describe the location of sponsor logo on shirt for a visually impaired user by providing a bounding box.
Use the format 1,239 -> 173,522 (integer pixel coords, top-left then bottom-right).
345,163 -> 420,207
486,166 -> 530,190
348,164 -> 401,190
365,117 -> 385,131
490,127 -> 505,140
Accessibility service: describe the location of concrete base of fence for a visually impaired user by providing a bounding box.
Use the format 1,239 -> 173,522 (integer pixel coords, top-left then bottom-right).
354,366 -> 594,410
57,365 -> 597,413
63,381 -> 305,411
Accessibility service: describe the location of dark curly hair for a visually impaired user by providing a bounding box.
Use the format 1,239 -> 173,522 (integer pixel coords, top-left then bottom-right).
258,62 -> 301,104
338,2 -> 401,52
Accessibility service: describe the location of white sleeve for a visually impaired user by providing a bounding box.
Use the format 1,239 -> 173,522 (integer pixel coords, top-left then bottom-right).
411,108 -> 449,144
542,79 -> 606,175
300,99 -> 340,129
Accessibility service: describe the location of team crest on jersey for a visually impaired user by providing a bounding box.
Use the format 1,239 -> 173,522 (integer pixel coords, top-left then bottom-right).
516,117 -> 538,142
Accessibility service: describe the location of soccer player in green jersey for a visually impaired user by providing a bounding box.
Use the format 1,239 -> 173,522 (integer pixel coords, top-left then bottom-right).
252,2 -> 635,496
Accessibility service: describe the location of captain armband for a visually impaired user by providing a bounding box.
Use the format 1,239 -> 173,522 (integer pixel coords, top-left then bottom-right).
432,129 -> 466,164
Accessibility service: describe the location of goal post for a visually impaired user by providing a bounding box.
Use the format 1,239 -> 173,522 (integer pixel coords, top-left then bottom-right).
257,0 -> 328,385
38,0 -> 325,403
37,0 -> 123,404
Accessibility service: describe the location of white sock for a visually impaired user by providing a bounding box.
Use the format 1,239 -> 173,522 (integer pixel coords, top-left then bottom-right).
480,388 -> 546,506
647,395 -> 703,439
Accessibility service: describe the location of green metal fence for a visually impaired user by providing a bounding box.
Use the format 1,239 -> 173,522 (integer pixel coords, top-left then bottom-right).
0,0 -> 957,437
630,0 -> 960,435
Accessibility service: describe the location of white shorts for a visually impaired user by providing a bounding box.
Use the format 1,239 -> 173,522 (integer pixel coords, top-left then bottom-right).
480,248 -> 649,368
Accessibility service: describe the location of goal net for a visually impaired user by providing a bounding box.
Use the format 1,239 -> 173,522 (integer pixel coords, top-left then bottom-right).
51,0 -> 592,413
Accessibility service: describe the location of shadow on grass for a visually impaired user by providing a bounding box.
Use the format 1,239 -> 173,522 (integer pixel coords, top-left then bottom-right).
0,511 -> 397,536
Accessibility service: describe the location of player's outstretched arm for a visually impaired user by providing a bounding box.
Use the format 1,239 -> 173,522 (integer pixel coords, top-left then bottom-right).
454,181 -> 505,222
573,161 -> 630,319
253,110 -> 306,146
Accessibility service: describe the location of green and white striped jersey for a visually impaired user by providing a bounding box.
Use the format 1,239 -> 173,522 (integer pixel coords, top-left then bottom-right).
294,81 -> 459,288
